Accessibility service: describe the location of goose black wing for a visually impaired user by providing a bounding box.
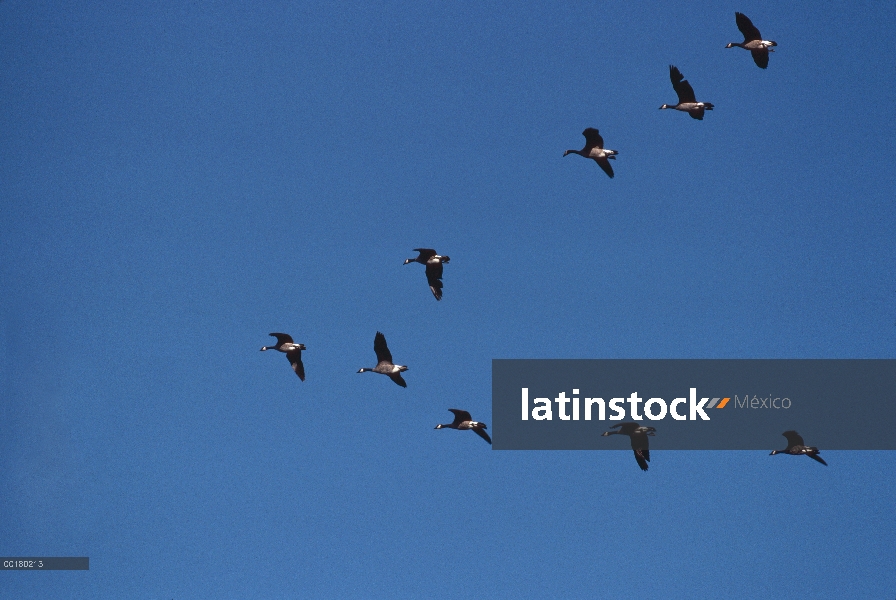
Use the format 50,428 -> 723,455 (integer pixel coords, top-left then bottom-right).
286,349 -> 305,381
629,430 -> 651,453
735,12 -> 762,42
634,449 -> 649,471
782,430 -> 805,449
594,158 -> 614,178
582,127 -> 604,150
808,452 -> 827,466
473,427 -> 492,445
412,248 -> 437,260
389,372 -> 407,388
750,49 -> 770,69
669,65 -> 696,104
269,332 -> 294,345
373,331 -> 394,364
448,409 -> 473,425
425,260 -> 444,281
425,261 -> 445,300
617,422 -> 640,435
630,428 -> 651,471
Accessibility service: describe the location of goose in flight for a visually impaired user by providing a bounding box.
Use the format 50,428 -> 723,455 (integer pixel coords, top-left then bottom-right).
260,333 -> 306,381
602,422 -> 656,471
660,65 -> 714,120
770,430 -> 827,465
435,409 -> 492,444
357,331 -> 408,387
726,12 -> 777,69
564,128 -> 619,178
404,248 -> 450,301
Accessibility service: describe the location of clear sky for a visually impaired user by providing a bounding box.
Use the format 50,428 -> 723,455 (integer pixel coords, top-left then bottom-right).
2,1 -> 894,598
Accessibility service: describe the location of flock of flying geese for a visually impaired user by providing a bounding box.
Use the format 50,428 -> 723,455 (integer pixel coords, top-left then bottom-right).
604,424 -> 827,472
259,248 -> 490,443
564,12 -> 777,178
262,13 -> 829,470
575,13 -> 827,470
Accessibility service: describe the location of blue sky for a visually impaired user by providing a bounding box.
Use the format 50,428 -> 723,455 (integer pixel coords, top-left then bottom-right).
1,1 -> 894,598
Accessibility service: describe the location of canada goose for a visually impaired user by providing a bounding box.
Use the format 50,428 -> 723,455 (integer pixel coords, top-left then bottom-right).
563,128 -> 618,178
726,12 -> 777,69
404,248 -> 450,301
660,65 -> 714,120
357,331 -> 408,387
260,333 -> 306,381
434,409 -> 492,444
770,431 -> 827,465
601,422 -> 656,471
